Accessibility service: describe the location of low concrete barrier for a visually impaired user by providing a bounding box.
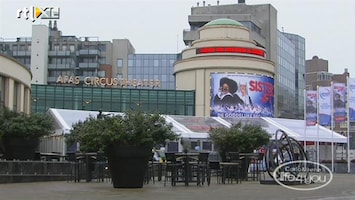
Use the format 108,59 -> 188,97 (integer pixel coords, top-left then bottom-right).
0,160 -> 71,183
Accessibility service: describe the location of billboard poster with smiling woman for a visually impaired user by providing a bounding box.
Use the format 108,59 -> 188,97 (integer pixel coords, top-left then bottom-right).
210,73 -> 274,118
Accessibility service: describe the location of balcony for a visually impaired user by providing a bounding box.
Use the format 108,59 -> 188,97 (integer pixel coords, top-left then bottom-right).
78,49 -> 100,56
47,76 -> 57,83
48,51 -> 72,57
78,62 -> 99,69
12,51 -> 31,57
48,63 -> 73,69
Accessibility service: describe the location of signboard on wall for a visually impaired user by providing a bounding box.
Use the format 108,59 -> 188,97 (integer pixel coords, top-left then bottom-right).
210,73 -> 274,118
56,75 -> 160,88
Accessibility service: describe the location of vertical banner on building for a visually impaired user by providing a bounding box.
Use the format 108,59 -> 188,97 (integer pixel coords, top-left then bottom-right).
318,86 -> 332,126
349,78 -> 355,122
210,73 -> 274,118
333,82 -> 346,122
306,90 -> 317,126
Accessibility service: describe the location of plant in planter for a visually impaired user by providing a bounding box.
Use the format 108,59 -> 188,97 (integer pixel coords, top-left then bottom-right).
210,122 -> 270,158
66,109 -> 178,188
209,122 -> 270,179
0,107 -> 54,160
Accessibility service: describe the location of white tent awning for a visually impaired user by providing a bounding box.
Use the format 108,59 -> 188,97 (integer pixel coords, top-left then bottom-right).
47,108 -> 347,143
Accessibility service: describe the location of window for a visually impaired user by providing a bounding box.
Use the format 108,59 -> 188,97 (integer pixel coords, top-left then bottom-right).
167,141 -> 178,152
117,59 -> 123,68
202,141 -> 212,151
117,74 -> 123,79
69,45 -> 75,52
98,44 -> 106,51
99,58 -> 106,64
128,60 -> 133,67
154,60 -> 159,67
98,70 -> 106,77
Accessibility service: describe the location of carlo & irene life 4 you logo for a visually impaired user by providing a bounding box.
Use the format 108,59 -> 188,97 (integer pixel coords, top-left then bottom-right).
273,160 -> 333,191
16,6 -> 60,22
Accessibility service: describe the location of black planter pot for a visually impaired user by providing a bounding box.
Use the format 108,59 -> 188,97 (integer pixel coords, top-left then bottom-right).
106,145 -> 152,188
2,137 -> 39,160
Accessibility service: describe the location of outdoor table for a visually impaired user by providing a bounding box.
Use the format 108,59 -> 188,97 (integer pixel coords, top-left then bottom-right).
220,162 -> 241,184
175,152 -> 199,186
38,152 -> 68,161
148,161 -> 163,182
155,161 -> 163,181
75,152 -> 99,182
239,152 -> 259,181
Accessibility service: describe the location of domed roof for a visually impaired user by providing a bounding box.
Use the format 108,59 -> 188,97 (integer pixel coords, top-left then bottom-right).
204,18 -> 244,27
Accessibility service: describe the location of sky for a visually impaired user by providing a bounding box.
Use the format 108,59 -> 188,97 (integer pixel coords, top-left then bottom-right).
1,0 -> 354,76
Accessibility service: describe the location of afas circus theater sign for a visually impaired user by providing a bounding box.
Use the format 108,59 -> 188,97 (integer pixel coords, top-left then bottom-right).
56,75 -> 161,88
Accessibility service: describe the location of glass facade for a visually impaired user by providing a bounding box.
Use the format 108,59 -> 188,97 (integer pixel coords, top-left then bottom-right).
31,84 -> 195,115
128,54 -> 178,90
277,31 -> 298,119
239,21 -> 261,35
282,32 -> 306,119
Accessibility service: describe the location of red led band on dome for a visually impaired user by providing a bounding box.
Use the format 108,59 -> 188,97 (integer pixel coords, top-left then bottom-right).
197,47 -> 265,57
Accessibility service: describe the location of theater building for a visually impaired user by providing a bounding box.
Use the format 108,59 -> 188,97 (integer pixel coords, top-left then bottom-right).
0,53 -> 32,114
175,18 -> 275,117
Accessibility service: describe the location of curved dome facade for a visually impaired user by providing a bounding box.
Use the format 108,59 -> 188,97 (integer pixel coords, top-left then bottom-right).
174,18 -> 275,117
0,53 -> 32,114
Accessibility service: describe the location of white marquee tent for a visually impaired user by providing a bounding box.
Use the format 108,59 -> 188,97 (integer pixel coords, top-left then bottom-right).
42,108 -> 347,156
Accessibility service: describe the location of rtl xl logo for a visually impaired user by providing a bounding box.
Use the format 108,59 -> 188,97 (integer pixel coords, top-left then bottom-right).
17,6 -> 60,22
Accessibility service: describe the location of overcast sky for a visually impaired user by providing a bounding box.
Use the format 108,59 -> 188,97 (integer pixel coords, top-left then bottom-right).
1,0 -> 354,76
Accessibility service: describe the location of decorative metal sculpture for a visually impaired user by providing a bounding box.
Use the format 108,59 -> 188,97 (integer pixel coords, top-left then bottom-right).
264,129 -> 309,181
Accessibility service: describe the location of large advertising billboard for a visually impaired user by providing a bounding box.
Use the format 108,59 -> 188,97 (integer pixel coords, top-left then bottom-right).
210,73 -> 274,118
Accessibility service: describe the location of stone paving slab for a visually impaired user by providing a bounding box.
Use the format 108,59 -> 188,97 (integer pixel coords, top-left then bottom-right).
0,174 -> 354,200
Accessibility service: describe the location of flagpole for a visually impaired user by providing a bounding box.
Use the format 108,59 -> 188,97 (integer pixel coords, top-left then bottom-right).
317,86 -> 320,165
304,89 -> 307,151
347,76 -> 350,173
331,81 -> 334,173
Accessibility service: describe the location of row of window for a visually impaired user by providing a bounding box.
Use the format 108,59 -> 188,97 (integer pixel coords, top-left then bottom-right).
50,43 -> 107,52
128,66 -> 174,75
129,54 -> 178,60
128,59 -> 176,67
31,85 -> 195,115
1,42 -> 106,52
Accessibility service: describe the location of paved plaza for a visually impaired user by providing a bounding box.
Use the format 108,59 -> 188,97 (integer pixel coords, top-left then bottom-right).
0,173 -> 354,200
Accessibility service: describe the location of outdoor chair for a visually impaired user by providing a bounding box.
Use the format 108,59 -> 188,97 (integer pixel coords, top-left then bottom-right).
222,152 -> 242,184
255,152 -> 266,181
209,161 -> 222,184
195,152 -> 211,186
164,152 -> 183,186
144,153 -> 155,184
